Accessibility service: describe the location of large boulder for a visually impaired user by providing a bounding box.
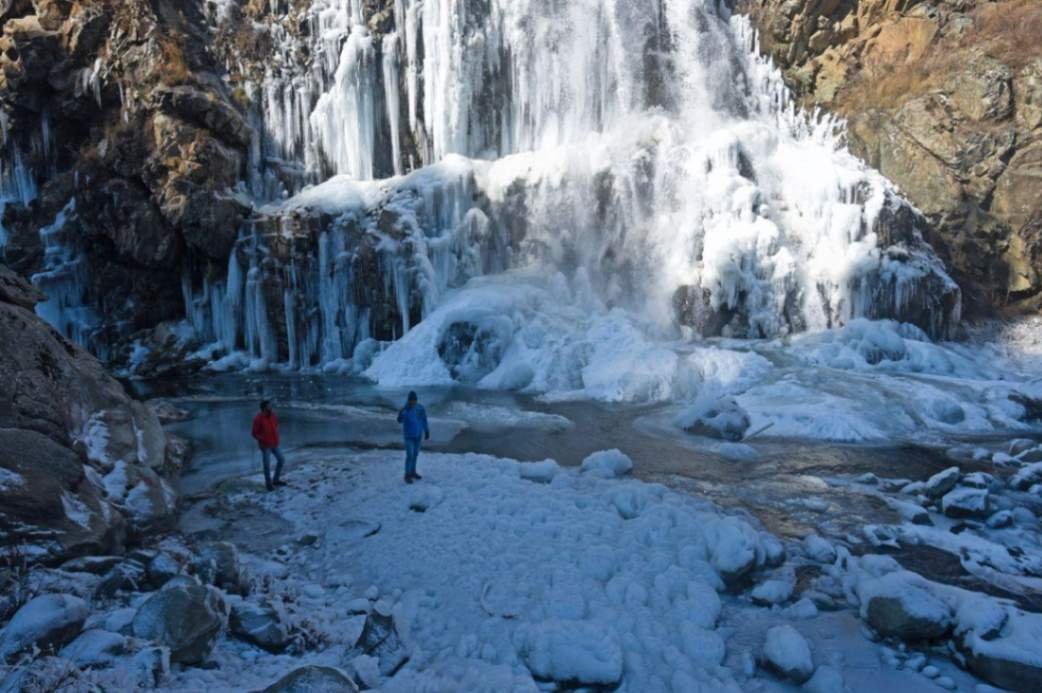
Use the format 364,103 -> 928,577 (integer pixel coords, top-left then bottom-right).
0,593 -> 88,661
131,583 -> 226,664
859,573 -> 953,640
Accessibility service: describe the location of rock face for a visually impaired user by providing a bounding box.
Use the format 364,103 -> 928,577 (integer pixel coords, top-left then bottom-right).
738,0 -> 1042,316
0,265 -> 177,563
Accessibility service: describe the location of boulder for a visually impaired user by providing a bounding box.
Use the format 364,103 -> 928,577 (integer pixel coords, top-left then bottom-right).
230,601 -> 290,653
923,467 -> 961,498
959,610 -> 1042,693
59,628 -> 128,667
146,551 -> 182,589
681,397 -> 750,441
259,665 -> 359,693
941,487 -> 989,519
802,534 -> 836,564
94,560 -> 147,599
0,593 -> 88,661
704,517 -> 764,588
1011,462 -> 1042,491
131,583 -> 226,664
761,624 -> 814,684
197,541 -> 243,592
860,573 -> 953,640
347,613 -> 409,677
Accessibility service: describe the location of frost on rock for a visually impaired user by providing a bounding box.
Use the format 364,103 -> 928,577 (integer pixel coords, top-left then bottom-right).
959,609 -> 1042,692
858,571 -> 953,640
761,624 -> 815,684
941,487 -> 989,518
0,593 -> 88,661
924,466 -> 961,498
678,396 -> 751,441
1010,461 -> 1042,491
579,449 -> 634,479
131,583 -> 226,664
516,619 -> 623,687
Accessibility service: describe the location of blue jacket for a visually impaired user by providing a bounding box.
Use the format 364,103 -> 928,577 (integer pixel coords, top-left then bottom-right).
397,404 -> 429,439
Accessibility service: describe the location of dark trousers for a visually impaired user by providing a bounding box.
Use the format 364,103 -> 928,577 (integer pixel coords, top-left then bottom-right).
261,446 -> 286,486
404,437 -> 421,476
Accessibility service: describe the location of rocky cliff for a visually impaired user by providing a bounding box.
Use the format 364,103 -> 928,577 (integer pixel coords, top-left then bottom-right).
737,0 -> 1042,316
0,263 -> 180,565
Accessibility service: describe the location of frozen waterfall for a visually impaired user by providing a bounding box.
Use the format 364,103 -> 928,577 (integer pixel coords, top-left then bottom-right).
177,0 -> 959,381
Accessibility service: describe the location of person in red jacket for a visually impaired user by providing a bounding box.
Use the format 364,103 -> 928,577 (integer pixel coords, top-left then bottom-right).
251,400 -> 287,491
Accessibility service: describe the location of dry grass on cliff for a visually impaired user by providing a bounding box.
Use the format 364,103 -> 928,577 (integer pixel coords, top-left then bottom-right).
157,35 -> 191,86
968,0 -> 1042,71
838,0 -> 1042,114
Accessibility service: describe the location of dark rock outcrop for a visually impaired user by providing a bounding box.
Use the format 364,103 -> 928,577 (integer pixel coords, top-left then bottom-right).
0,264 -> 177,563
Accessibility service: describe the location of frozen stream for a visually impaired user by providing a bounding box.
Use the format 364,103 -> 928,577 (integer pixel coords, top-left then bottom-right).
130,356 -> 1042,613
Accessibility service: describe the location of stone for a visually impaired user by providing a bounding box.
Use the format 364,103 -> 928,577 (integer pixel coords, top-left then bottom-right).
146,551 -> 182,589
751,570 -> 795,606
923,466 -> 961,498
197,541 -> 243,592
1011,462 -> 1042,491
259,665 -> 359,693
992,141 -> 1042,234
802,534 -> 836,564
958,610 -> 1042,693
682,397 -> 750,441
1017,448 -> 1042,464
1008,439 -> 1037,457
59,628 -> 128,667
229,601 -> 290,653
347,613 -> 409,677
761,624 -> 815,684
941,487 -> 989,518
94,560 -> 147,599
131,583 -> 226,664
986,510 -> 1013,529
861,573 -> 953,640
132,646 -> 171,688
0,593 -> 88,661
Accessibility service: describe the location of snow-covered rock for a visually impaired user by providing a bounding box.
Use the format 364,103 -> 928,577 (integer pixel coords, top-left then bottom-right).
1010,462 -> 1042,491
858,572 -> 953,640
516,619 -> 623,687
751,568 -> 795,606
958,610 -> 1042,692
196,541 -> 242,593
146,551 -> 183,589
347,612 -> 409,677
1016,448 -> 1042,464
761,624 -> 815,684
259,665 -> 359,692
407,485 -> 445,512
229,601 -> 290,653
579,449 -> 633,479
802,534 -> 837,564
1008,438 -> 1037,456
705,516 -> 765,587
941,487 -> 989,518
518,459 -> 560,483
58,628 -> 128,667
131,583 -> 227,664
924,466 -> 961,498
0,593 -> 88,661
679,396 -> 751,441
59,555 -> 123,575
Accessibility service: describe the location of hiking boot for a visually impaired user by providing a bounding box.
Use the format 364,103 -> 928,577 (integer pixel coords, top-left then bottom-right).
404,475 -> 414,484
412,472 -> 423,480
265,483 -> 275,492
273,480 -> 287,487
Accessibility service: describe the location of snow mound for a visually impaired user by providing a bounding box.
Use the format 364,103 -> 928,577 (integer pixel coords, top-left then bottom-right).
516,619 -> 623,687
518,459 -> 560,484
762,624 -> 814,684
580,449 -> 633,479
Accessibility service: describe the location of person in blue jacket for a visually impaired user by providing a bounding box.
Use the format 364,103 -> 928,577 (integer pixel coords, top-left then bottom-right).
397,391 -> 430,483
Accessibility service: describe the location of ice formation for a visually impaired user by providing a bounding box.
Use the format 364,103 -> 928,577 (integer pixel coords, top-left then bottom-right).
170,0 -> 962,388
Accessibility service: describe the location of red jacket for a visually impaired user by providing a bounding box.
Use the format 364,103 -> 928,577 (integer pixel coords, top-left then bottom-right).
252,412 -> 280,448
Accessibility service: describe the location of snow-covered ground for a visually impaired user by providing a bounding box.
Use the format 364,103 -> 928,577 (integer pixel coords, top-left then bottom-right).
6,447 -> 1036,691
